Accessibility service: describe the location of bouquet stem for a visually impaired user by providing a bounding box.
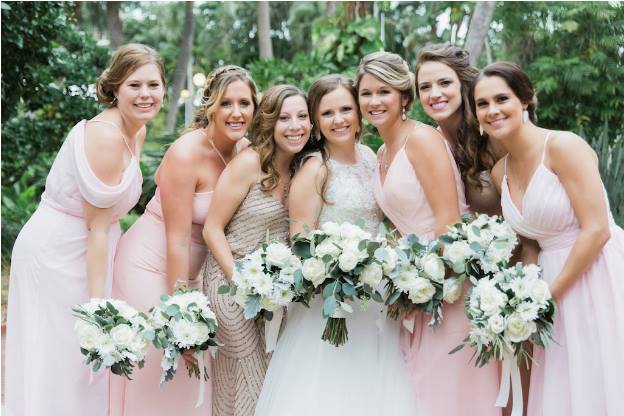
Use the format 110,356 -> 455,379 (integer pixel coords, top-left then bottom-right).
322,317 -> 348,347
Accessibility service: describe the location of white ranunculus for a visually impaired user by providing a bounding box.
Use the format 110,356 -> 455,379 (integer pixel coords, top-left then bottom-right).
314,239 -> 342,260
528,278 -> 551,305
407,277 -> 436,304
302,258 -> 327,287
488,314 -> 505,334
442,278 -> 462,303
360,262 -> 383,287
171,320 -> 198,348
476,280 -> 508,317
321,221 -> 341,236
75,320 -> 105,350
421,253 -> 445,282
444,241 -> 473,265
338,250 -> 360,272
504,313 -> 536,343
110,324 -> 135,348
394,265 -> 419,293
265,242 -> 292,268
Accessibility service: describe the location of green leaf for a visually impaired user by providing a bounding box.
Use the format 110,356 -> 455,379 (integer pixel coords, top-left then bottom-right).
166,304 -> 180,317
339,301 -> 353,313
323,281 -> 336,298
323,296 -> 337,316
244,295 -> 261,320
217,284 -> 231,294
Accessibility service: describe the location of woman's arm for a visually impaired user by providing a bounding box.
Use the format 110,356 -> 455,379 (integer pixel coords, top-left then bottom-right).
405,126 -> 461,237
546,132 -> 611,300
202,149 -> 259,283
288,156 -> 326,238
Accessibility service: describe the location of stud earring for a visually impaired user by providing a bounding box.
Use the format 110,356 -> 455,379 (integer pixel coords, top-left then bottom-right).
401,106 -> 407,121
479,125 -> 484,136
522,109 -> 529,124
112,96 -> 118,106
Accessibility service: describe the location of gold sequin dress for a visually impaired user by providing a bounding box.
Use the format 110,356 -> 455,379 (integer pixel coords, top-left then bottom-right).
203,182 -> 289,416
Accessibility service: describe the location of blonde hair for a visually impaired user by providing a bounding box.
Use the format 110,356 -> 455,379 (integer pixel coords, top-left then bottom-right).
96,43 -> 165,106
188,65 -> 258,130
250,84 -> 307,192
356,51 -> 415,111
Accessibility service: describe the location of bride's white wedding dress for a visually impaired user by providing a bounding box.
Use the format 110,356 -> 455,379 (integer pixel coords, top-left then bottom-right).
255,144 -> 419,416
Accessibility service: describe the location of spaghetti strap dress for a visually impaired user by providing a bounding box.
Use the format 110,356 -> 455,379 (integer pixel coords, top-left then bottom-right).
4,119 -> 142,416
501,132 -> 624,416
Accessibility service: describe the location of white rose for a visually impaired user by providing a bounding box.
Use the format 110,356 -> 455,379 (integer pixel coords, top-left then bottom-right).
321,221 -> 341,236
75,320 -> 105,350
314,239 -> 342,260
509,277 -> 532,299
360,262 -> 383,287
193,322 -> 210,345
528,278 -> 551,305
488,314 -> 505,334
110,324 -> 135,349
302,258 -> 327,287
476,280 -> 508,317
444,241 -> 473,266
382,248 -> 398,274
421,253 -> 445,282
407,277 -> 436,304
265,242 -> 292,268
486,245 -> 512,265
523,264 -> 541,281
339,222 -> 370,240
504,313 -> 536,343
442,278 -> 462,304
338,250 -> 360,272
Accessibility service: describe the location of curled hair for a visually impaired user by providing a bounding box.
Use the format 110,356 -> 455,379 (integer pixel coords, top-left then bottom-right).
415,43 -> 495,189
356,51 -> 415,111
96,43 -> 165,106
296,74 -> 361,203
471,61 -> 538,123
188,65 -> 258,131
250,84 -> 307,192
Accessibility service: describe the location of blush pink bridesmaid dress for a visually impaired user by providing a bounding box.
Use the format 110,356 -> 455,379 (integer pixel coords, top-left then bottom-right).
373,123 -> 501,416
109,187 -> 214,416
4,119 -> 142,416
501,132 -> 624,416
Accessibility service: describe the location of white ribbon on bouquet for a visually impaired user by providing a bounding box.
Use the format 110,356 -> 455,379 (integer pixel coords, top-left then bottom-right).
264,307 -> 284,353
495,349 -> 523,416
194,350 -> 207,408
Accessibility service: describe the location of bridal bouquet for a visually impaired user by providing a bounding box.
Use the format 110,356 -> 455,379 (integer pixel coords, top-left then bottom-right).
291,221 -> 385,347
218,240 -> 302,352
73,299 -> 152,379
451,263 -> 556,416
440,214 -> 518,281
150,287 -> 219,385
384,234 -> 462,327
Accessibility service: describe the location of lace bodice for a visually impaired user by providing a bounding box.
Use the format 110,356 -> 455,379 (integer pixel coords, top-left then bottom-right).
317,144 -> 382,235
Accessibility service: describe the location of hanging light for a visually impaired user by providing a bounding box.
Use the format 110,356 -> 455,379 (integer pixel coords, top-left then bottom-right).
180,89 -> 191,99
192,73 -> 206,88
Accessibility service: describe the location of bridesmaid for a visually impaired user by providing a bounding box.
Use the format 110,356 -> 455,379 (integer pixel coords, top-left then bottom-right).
202,84 -> 310,416
109,65 -> 257,416
473,62 -> 624,416
356,51 -> 500,416
4,44 -> 165,416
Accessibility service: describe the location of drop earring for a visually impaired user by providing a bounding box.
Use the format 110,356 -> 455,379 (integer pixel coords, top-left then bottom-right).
522,109 -> 529,124
479,125 -> 484,136
401,106 -> 407,121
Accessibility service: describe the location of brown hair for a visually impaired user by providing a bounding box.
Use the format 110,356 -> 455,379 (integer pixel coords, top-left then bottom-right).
296,74 -> 361,203
355,51 -> 415,111
415,43 -> 495,188
96,43 -> 165,106
188,65 -> 258,130
250,84 -> 308,192
472,61 -> 538,123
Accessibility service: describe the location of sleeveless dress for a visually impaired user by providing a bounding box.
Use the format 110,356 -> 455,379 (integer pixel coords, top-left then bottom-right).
501,133 -> 624,416
4,119 -> 142,416
203,182 -> 290,416
255,144 -> 419,416
109,187 -> 214,416
373,125 -> 501,416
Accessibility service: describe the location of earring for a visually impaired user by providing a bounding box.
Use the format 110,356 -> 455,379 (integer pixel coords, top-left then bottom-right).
112,96 -> 118,105
479,125 -> 484,136
401,106 -> 407,121
522,109 -> 529,124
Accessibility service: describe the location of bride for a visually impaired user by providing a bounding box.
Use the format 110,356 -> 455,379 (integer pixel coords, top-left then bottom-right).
254,75 -> 418,415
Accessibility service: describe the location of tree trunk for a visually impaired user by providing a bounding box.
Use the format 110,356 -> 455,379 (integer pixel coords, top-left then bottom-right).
257,1 -> 273,60
464,1 -> 496,66
165,1 -> 196,133
325,1 -> 337,16
106,2 -> 123,49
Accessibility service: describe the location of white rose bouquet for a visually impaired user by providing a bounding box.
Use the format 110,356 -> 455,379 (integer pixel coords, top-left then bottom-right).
291,221 -> 385,347
150,287 -> 219,385
73,299 -> 152,379
451,263 -> 556,416
440,214 -> 519,282
384,234 -> 460,326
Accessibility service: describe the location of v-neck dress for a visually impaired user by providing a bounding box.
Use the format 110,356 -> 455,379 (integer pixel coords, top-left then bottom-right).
373,125 -> 500,416
501,133 -> 624,416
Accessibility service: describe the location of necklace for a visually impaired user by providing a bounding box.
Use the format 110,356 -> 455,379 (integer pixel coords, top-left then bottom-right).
280,175 -> 291,207
200,128 -> 227,167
